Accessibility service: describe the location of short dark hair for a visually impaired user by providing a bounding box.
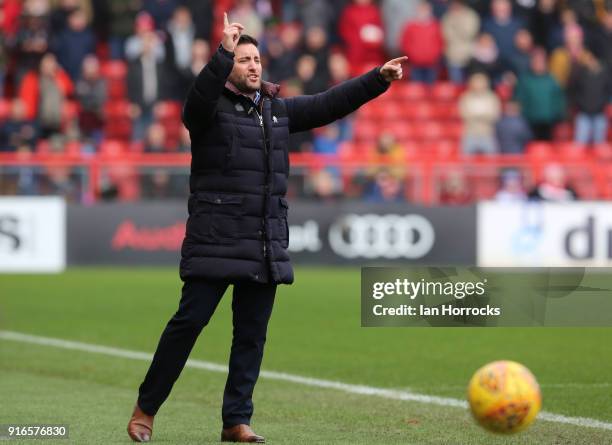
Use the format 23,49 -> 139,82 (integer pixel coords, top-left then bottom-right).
237,34 -> 259,47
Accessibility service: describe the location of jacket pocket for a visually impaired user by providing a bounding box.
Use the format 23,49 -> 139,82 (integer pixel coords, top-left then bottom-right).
278,197 -> 289,249
187,192 -> 245,244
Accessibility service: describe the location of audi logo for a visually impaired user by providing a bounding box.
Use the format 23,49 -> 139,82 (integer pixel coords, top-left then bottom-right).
328,214 -> 435,259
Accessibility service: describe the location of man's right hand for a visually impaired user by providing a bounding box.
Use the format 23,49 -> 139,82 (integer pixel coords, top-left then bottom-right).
221,12 -> 245,53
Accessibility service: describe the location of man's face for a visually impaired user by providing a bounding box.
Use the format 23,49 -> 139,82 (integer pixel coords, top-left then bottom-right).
228,43 -> 262,94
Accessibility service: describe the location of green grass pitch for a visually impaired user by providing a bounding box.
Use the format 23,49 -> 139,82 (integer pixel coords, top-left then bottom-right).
1,267 -> 611,444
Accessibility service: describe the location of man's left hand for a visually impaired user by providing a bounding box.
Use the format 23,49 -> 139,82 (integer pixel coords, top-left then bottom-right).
380,56 -> 408,82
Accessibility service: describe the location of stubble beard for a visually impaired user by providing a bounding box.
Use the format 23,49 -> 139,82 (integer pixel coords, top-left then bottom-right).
229,72 -> 261,94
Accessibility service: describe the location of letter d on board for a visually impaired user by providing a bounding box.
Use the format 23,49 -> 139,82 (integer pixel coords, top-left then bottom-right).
564,216 -> 594,260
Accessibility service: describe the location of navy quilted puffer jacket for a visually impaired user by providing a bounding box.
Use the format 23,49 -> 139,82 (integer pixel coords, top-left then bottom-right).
180,46 -> 390,284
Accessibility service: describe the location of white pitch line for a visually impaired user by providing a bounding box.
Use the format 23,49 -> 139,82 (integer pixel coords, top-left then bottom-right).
1,330 -> 611,432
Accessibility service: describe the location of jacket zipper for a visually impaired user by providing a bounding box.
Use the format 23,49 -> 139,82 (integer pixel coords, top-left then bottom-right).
254,106 -> 269,259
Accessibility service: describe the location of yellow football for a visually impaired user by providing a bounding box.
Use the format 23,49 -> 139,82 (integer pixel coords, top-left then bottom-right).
467,360 -> 542,433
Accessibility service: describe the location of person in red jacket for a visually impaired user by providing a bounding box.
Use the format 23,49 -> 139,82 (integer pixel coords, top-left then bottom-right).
399,0 -> 444,83
339,0 -> 386,76
18,53 -> 74,138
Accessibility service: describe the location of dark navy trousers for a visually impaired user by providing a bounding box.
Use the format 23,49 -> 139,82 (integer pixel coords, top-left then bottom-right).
137,278 -> 277,428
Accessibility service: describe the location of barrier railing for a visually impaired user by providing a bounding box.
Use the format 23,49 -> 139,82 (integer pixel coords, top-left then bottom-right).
0,150 -> 607,205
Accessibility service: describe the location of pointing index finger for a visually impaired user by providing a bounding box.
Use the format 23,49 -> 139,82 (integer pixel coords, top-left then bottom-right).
224,12 -> 229,27
389,56 -> 409,65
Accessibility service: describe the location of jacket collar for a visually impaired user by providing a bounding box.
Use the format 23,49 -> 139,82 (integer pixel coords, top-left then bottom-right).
224,79 -> 281,101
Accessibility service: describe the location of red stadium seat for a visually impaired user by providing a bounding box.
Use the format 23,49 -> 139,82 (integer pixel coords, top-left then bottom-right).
64,141 -> 83,157
154,101 -> 182,121
423,140 -> 459,159
376,101 -> 403,121
393,82 -> 428,101
526,142 -> 555,160
35,139 -> 51,156
354,119 -> 379,142
431,102 -> 460,120
553,121 -> 573,141
594,143 -> 612,160
430,82 -> 461,101
101,60 -> 127,79
358,102 -> 378,120
414,121 -> 444,140
399,101 -> 434,120
440,121 -> 463,140
108,79 -> 127,99
558,142 -> 589,160
99,140 -> 128,157
0,99 -> 10,121
606,104 -> 612,119
338,141 -> 371,159
381,121 -> 415,141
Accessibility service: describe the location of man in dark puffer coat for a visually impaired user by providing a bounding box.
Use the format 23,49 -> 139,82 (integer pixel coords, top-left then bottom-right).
128,13 -> 407,443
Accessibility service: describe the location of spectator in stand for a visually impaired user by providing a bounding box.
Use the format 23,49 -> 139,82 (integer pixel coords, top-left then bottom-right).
177,124 -> 190,153
439,169 -> 472,204
125,12 -> 165,62
0,99 -> 38,152
400,0 -> 443,83
529,0 -> 563,52
143,0 -> 178,31
172,38 -> 210,101
313,123 -> 342,154
127,31 -> 166,141
304,26 -> 331,86
466,33 -> 505,83
328,51 -> 351,85
308,168 -> 343,201
108,0 -> 142,59
496,101 -> 532,154
0,36 -> 6,95
14,5 -> 51,83
442,0 -> 480,84
482,0 -> 525,72
51,8 -> 95,81
381,0 -> 419,55
229,0 -> 264,41
76,54 -> 106,143
459,72 -> 501,155
295,54 -> 328,94
1,0 -> 22,40
267,22 -> 302,81
49,0 -> 93,34
296,0 -> 336,32
366,131 -> 405,180
495,169 -> 527,202
528,163 -> 577,201
339,0 -> 386,76
508,28 -> 534,75
143,122 -> 166,153
568,51 -> 612,144
514,47 -> 565,140
364,167 -> 405,202
19,53 -> 74,139
40,165 -> 81,202
181,0 -> 213,40
429,0 -> 450,19
549,22 -> 587,88
587,9 -> 612,71
164,6 -> 195,100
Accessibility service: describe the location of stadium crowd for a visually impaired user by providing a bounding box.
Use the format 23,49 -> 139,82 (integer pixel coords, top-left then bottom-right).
0,0 -> 611,203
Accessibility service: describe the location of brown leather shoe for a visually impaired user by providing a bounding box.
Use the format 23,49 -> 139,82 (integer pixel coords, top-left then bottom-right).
127,404 -> 154,442
221,424 -> 265,443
